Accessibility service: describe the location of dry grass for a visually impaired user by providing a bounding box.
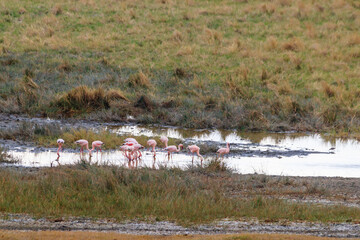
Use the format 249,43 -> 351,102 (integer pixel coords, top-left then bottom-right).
53,86 -> 127,114
0,166 -> 359,225
0,231 -> 356,240
0,0 -> 359,134
127,72 -> 151,88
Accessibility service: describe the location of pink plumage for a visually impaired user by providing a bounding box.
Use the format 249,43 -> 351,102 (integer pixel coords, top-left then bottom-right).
187,144 -> 204,162
147,139 -> 157,156
164,144 -> 183,160
217,143 -> 230,159
160,136 -> 168,148
56,138 -> 64,156
90,140 -> 104,154
125,138 -> 138,144
75,139 -> 91,154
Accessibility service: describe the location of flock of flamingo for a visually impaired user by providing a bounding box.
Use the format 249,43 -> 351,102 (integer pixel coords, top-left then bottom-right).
56,136 -> 231,165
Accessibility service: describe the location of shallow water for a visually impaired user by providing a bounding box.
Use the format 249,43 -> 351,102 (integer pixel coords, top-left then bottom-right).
5,124 -> 360,178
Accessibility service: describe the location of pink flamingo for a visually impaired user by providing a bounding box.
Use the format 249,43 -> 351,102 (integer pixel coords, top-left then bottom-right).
164,144 -> 183,160
187,145 -> 204,164
90,140 -> 104,154
132,143 -> 144,160
125,138 -> 138,144
147,139 -> 157,156
160,136 -> 168,148
75,139 -> 91,155
120,145 -> 133,161
56,138 -> 64,157
217,143 -> 230,159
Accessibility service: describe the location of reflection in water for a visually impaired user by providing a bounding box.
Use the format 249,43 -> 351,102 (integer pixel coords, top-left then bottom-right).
3,125 -> 360,178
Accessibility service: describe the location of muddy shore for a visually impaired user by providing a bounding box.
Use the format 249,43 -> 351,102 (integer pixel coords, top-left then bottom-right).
0,214 -> 359,238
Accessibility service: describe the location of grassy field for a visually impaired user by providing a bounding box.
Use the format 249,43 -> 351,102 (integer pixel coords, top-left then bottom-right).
0,0 -> 359,135
0,231 -> 357,240
0,164 -> 359,225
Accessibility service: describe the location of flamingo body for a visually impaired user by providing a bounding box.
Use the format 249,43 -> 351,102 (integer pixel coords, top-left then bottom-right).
217,143 -> 230,158
187,144 -> 204,162
56,138 -> 65,156
147,139 -> 157,156
90,140 -> 104,154
164,144 -> 183,160
125,138 -> 138,144
75,139 -> 91,154
160,136 -> 168,148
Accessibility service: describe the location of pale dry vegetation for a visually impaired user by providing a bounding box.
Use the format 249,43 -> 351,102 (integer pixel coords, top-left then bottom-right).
0,231 -> 356,240
0,0 -> 359,134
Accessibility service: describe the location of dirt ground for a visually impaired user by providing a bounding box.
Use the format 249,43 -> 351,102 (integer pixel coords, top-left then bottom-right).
0,230 -> 359,240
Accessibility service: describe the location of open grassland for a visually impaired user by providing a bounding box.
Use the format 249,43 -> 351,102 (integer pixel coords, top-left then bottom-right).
0,164 -> 359,225
0,231 -> 358,240
0,0 -> 360,135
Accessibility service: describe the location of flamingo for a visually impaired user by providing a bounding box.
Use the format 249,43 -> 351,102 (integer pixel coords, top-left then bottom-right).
56,138 -> 64,157
164,144 -> 183,160
187,145 -> 204,164
147,139 -> 157,156
75,139 -> 91,155
120,144 -> 133,161
132,143 -> 144,160
217,143 -> 230,159
125,138 -> 138,144
160,136 -> 168,148
90,140 -> 104,154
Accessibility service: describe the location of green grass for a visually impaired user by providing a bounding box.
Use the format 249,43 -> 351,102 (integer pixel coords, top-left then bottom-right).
0,121 -> 180,149
0,164 -> 359,225
0,0 -> 360,135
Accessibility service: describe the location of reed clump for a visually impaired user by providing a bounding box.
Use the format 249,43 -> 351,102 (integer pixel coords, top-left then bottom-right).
53,86 -> 127,115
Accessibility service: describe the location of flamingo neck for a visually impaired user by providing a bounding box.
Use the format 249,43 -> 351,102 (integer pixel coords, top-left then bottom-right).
57,145 -> 61,153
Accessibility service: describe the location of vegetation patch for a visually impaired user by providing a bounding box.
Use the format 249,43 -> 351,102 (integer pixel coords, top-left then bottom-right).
52,86 -> 128,115
0,146 -> 19,164
0,165 -> 359,225
0,0 -> 359,135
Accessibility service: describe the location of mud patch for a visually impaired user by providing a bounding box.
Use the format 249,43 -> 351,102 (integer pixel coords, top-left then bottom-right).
0,214 -> 358,238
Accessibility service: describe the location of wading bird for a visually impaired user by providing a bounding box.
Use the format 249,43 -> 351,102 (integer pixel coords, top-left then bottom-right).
164,144 -> 183,160
160,136 -> 168,148
90,140 -> 104,154
56,138 -> 64,157
217,143 -> 230,159
124,138 -> 138,144
75,139 -> 91,155
187,145 -> 204,164
147,139 -> 157,156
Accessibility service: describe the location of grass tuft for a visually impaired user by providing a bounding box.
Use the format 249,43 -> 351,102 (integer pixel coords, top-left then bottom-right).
52,86 -> 128,115
51,5 -> 63,15
127,72 -> 151,88
282,38 -> 304,52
